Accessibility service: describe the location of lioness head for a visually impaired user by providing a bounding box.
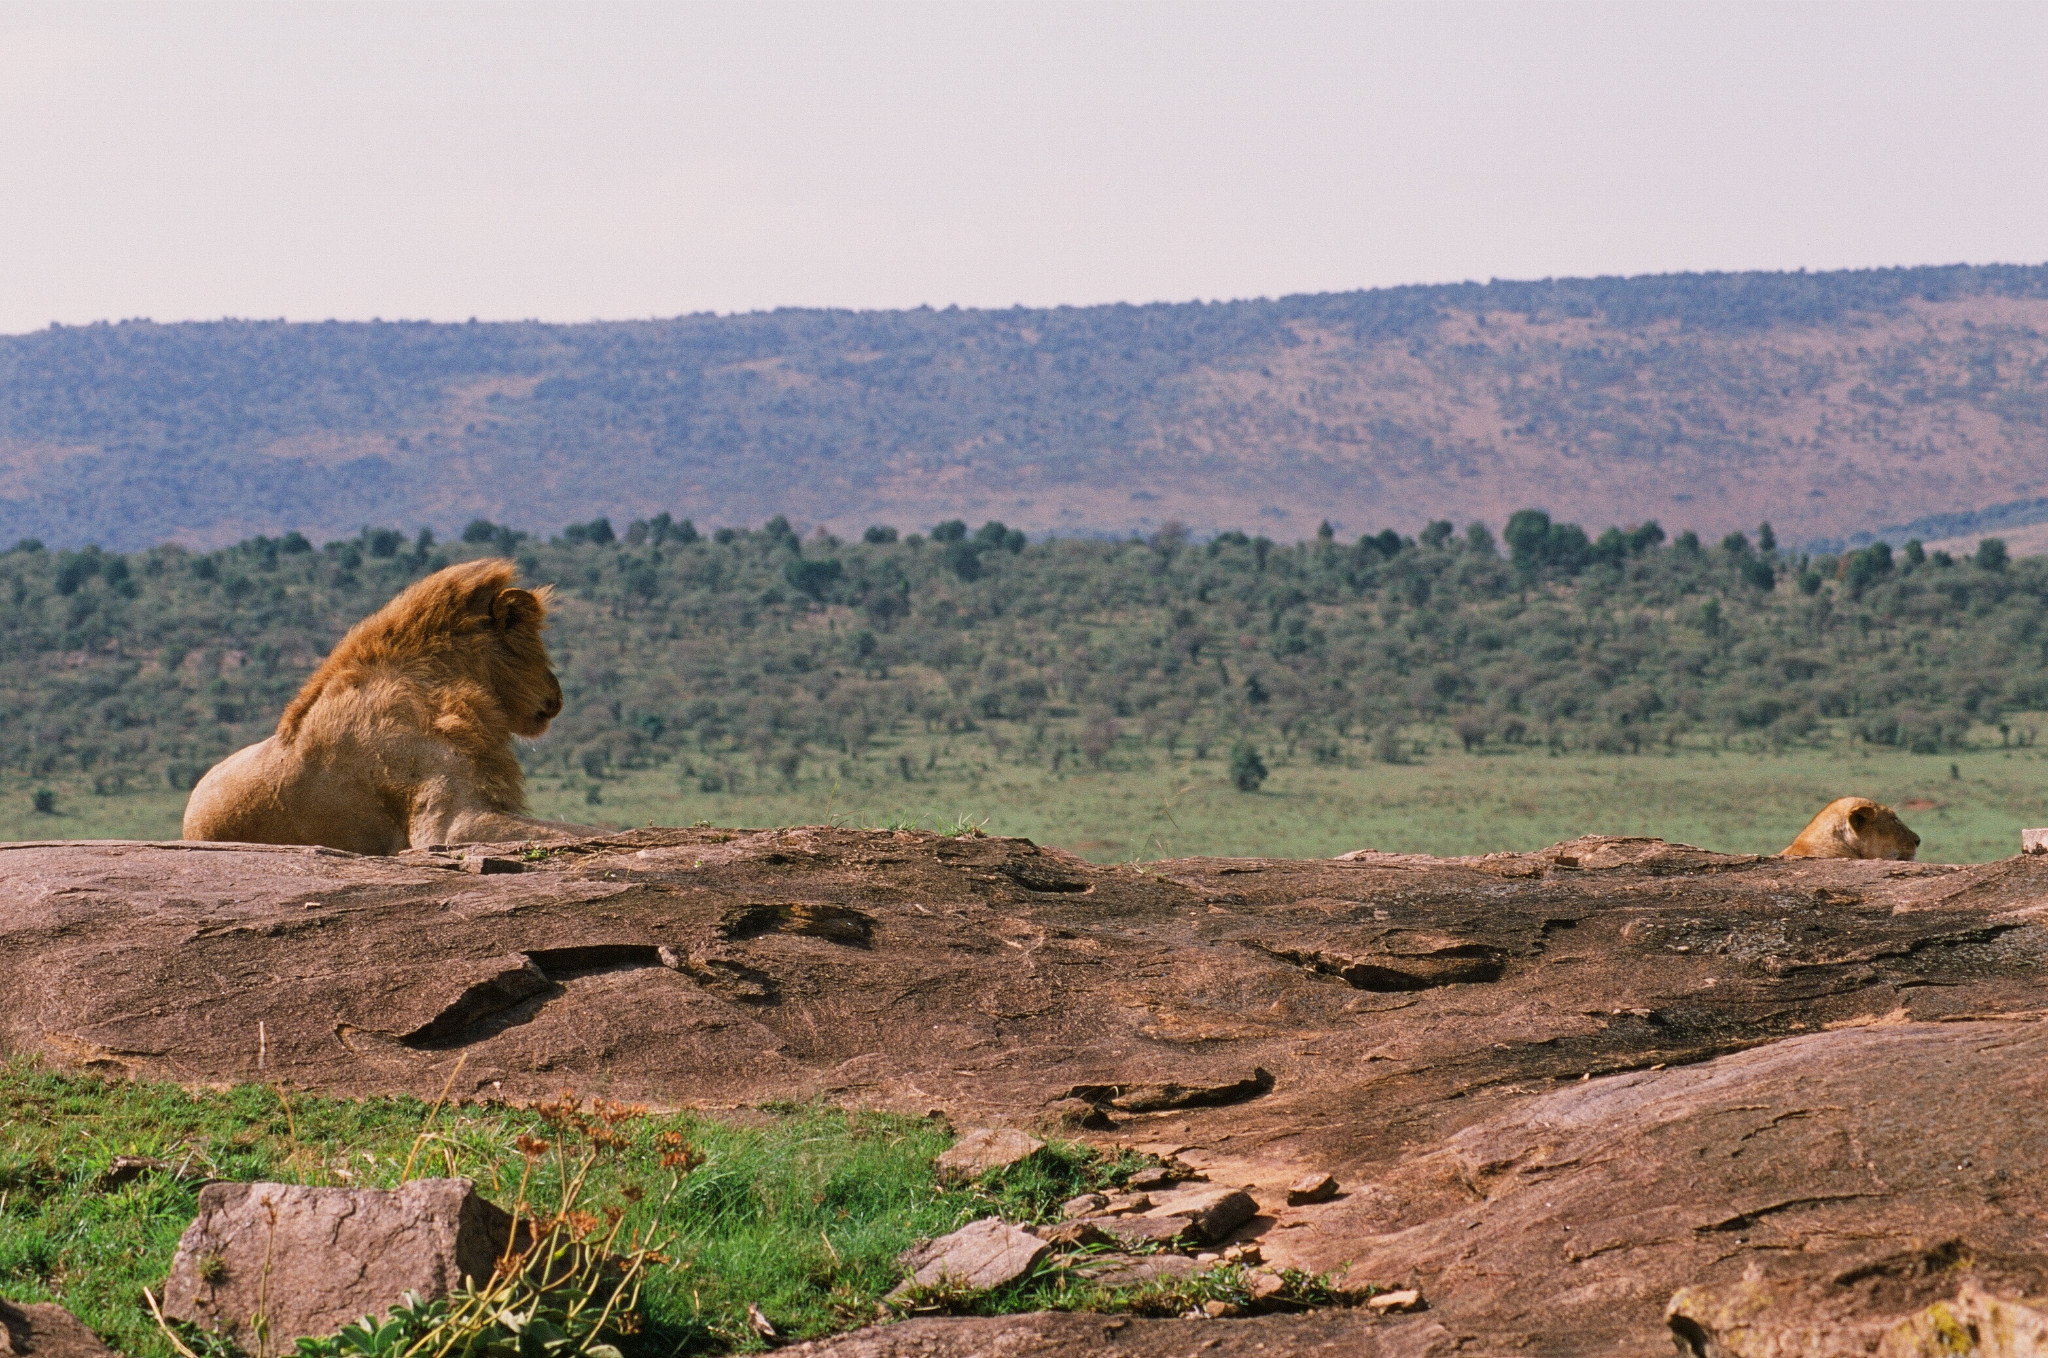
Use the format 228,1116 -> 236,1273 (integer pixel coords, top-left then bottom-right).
1781,796 -> 1921,860
1840,799 -> 1920,860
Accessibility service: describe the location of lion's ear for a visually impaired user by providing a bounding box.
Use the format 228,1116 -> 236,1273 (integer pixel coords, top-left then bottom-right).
490,587 -> 542,633
1848,805 -> 1876,832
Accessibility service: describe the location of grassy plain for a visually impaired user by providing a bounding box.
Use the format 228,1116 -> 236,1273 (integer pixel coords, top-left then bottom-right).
8,725 -> 2046,864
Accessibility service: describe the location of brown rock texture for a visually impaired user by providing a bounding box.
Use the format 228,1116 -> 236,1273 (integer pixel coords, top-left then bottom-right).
933,1129 -> 1044,1183
898,1219 -> 1050,1292
160,1178 -> 515,1348
1879,1286 -> 2048,1358
6,828 -> 2048,1353
0,1302 -> 117,1358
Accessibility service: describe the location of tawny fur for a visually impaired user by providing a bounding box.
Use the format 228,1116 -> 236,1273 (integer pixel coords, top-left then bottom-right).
182,558 -> 598,854
1780,796 -> 1921,860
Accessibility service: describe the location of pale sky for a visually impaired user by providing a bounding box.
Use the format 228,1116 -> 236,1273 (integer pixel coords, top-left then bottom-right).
2,0 -> 2045,335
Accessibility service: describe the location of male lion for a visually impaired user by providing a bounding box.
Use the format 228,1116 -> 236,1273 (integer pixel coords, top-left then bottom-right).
1780,796 -> 1921,860
183,558 -> 597,854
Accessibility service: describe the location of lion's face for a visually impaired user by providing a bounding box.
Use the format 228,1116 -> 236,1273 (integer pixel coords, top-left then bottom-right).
1844,801 -> 1920,860
483,584 -> 564,738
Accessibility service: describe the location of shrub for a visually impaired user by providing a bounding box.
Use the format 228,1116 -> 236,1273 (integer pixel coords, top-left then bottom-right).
1227,741 -> 1268,791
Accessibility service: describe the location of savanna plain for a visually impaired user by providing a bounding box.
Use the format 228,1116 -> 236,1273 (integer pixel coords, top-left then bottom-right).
8,735 -> 2043,865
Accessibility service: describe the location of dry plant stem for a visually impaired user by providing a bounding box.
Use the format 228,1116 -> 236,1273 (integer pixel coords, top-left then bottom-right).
400,1054 -> 468,1183
143,1287 -> 205,1358
255,1194 -> 280,1358
271,1085 -> 303,1185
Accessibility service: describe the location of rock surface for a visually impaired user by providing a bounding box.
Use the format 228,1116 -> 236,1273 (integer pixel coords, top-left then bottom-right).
1144,1186 -> 1257,1243
160,1178 -> 515,1347
933,1128 -> 1044,1183
1879,1286 -> 2048,1358
781,1311 -> 1458,1356
1286,1172 -> 1337,1205
0,1302 -> 117,1358
7,828 -> 2048,1353
899,1218 -> 1049,1292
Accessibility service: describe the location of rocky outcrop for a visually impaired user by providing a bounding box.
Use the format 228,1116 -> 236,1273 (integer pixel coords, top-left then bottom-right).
6,828 -> 2048,1353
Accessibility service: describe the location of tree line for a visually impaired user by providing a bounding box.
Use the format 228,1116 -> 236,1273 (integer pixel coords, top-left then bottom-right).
0,509 -> 2039,803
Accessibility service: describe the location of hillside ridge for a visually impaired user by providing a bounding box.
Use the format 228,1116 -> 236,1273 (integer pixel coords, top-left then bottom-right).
6,262 -> 2048,551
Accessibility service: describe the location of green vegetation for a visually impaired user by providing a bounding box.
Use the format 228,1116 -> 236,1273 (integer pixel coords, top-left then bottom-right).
5,510 -> 2048,860
0,1063 -> 1236,1356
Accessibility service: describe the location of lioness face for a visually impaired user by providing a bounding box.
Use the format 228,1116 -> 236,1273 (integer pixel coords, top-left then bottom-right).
1847,802 -> 1920,860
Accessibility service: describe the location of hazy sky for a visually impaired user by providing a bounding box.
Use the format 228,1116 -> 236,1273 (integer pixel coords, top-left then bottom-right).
3,0 -> 2045,334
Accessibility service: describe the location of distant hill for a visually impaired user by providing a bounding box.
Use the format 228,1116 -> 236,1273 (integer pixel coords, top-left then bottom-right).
5,263 -> 2048,551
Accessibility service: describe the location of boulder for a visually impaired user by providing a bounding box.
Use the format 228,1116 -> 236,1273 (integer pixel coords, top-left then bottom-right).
0,1302 -> 117,1358
1880,1286 -> 2048,1358
933,1129 -> 1043,1184
1667,1273 -> 2048,1358
1285,1172 -> 1337,1205
160,1178 -> 516,1348
1062,1069 -> 1274,1113
899,1218 -> 1049,1292
1038,1098 -> 1114,1132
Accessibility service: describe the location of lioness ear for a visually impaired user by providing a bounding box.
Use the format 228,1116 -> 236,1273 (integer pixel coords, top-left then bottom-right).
1848,805 -> 1875,832
490,587 -> 541,633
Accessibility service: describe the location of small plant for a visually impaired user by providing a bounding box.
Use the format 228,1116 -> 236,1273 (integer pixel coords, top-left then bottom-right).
519,845 -> 554,863
196,1254 -> 227,1285
965,1142 -> 1154,1224
31,787 -> 56,814
1227,742 -> 1268,792
287,1093 -> 688,1358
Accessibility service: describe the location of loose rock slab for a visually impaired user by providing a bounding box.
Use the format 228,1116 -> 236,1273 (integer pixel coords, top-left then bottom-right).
1285,1172 -> 1337,1206
0,1302 -> 117,1358
900,1218 -> 1049,1292
1146,1187 -> 1257,1243
161,1178 -> 515,1347
933,1128 -> 1044,1184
